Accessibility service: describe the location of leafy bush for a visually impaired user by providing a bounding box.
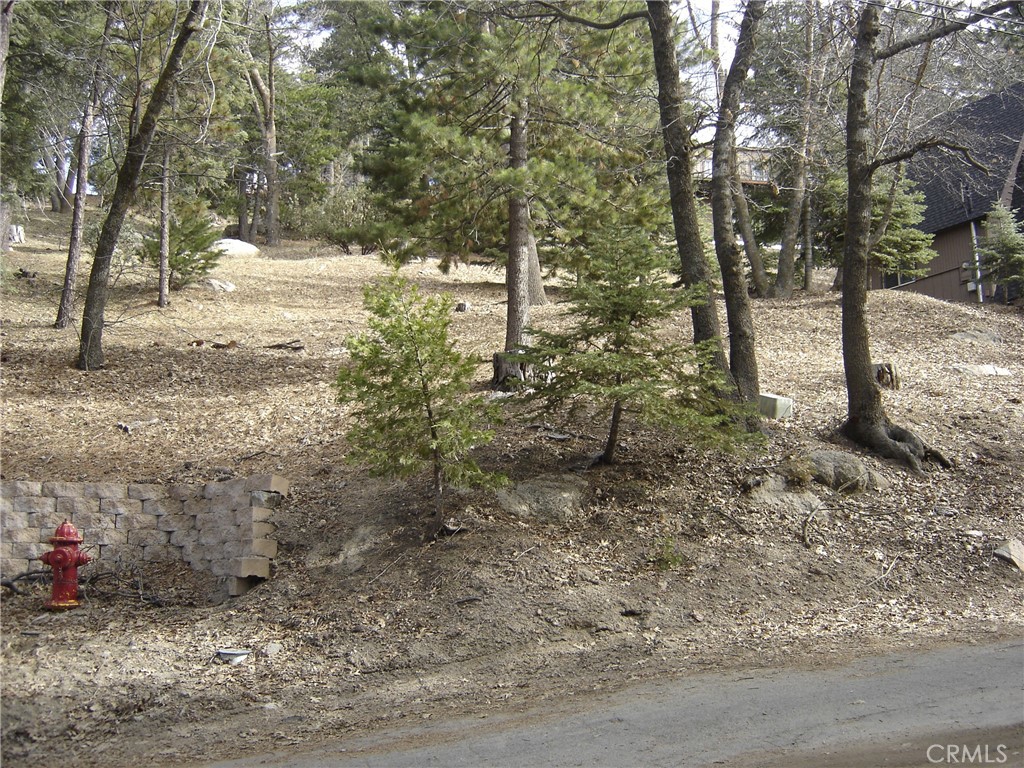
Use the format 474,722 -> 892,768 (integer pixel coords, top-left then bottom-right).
335,274 -> 502,536
140,203 -> 222,289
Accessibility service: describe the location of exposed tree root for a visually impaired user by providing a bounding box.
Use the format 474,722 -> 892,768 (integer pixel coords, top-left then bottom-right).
841,417 -> 951,473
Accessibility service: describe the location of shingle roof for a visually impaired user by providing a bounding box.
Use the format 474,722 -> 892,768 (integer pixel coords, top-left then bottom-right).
907,83 -> 1024,234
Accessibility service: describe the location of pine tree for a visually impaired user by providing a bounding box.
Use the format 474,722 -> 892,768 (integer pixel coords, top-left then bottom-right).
335,275 -> 502,537
139,201 -> 222,290
978,202 -> 1024,302
522,227 -> 746,465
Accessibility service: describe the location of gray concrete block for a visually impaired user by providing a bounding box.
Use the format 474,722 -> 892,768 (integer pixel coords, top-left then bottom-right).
758,393 -> 794,419
128,483 -> 168,500
1,481 -> 42,497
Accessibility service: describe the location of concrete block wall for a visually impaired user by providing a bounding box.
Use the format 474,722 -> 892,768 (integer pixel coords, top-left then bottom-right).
0,475 -> 288,593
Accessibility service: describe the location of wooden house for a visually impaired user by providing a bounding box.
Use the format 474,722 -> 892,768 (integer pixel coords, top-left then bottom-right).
869,83 -> 1024,303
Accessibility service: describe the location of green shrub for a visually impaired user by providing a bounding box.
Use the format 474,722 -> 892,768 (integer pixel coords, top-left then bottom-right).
335,274 -> 503,536
521,226 -> 750,465
140,203 -> 222,289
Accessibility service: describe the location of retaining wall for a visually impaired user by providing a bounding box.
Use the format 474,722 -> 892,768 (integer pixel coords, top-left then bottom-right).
0,474 -> 288,595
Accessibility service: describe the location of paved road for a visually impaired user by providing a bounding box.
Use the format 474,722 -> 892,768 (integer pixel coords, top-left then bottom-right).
206,639 -> 1024,768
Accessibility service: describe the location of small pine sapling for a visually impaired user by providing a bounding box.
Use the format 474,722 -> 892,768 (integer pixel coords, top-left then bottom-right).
522,228 -> 748,465
335,275 -> 502,537
978,202 -> 1024,302
140,202 -> 222,289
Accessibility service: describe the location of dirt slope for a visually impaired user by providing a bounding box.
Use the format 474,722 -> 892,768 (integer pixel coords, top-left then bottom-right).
2,209 -> 1022,767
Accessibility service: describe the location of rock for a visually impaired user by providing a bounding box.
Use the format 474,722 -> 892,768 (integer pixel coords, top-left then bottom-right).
808,450 -> 890,493
213,238 -> 261,259
951,363 -> 1012,376
952,329 -> 1002,344
205,279 -> 236,292
495,473 -> 589,524
994,539 -> 1024,572
744,474 -> 822,515
264,642 -> 284,657
455,301 -> 470,312
758,393 -> 793,419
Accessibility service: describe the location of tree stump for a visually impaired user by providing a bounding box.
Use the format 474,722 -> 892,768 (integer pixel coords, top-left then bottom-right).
491,352 -> 533,391
874,361 -> 901,390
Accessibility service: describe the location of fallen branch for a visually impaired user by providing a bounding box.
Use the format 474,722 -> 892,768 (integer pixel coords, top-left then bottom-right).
116,418 -> 160,435
802,502 -> 826,548
265,339 -> 305,352
711,506 -> 753,536
865,553 -> 902,588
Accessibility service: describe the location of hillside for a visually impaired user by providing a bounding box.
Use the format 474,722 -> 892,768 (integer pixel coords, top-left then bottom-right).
2,208 -> 1023,767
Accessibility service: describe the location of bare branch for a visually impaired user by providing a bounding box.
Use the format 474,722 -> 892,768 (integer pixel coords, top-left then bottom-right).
870,137 -> 990,172
512,1 -> 649,30
875,0 -> 1021,61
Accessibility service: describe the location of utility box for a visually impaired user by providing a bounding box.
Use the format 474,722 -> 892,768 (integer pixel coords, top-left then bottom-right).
759,393 -> 794,420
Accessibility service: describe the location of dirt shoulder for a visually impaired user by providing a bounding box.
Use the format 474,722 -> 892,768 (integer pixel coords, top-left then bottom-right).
2,210 -> 1022,767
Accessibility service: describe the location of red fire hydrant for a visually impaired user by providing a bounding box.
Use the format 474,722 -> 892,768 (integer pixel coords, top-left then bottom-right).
40,520 -> 92,610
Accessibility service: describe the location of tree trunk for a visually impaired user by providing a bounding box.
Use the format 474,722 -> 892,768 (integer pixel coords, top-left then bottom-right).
56,3 -> 112,329
600,399 -> 623,465
158,144 -> 171,307
494,99 -> 532,389
801,193 -> 814,290
646,0 -> 732,385
526,218 -> 547,306
235,165 -> 250,240
709,0 -> 763,403
78,0 -> 207,370
248,15 -> 279,247
733,168 -> 769,298
0,0 -> 10,255
771,0 -> 815,300
840,5 -> 949,472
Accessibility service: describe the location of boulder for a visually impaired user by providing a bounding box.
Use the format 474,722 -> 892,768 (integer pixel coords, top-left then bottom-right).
808,450 -> 889,493
951,363 -> 1012,377
495,473 -> 589,524
952,329 -> 1002,344
205,278 -> 236,292
744,474 -> 822,515
994,539 -> 1024,572
213,238 -> 261,259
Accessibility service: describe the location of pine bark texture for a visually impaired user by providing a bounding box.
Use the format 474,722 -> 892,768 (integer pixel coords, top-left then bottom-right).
56,4 -> 113,329
646,0 -> 731,384
0,0 -> 14,255
840,4 -> 953,471
710,0 -> 763,403
77,0 -> 208,370
494,100 -> 531,388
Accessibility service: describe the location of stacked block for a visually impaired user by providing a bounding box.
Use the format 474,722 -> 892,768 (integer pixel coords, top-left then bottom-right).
0,475 -> 288,594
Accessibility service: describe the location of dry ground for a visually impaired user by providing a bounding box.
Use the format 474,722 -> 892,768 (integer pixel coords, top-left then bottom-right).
1,208 -> 1023,767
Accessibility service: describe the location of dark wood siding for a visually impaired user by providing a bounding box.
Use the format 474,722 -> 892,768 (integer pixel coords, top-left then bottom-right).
870,224 -> 980,303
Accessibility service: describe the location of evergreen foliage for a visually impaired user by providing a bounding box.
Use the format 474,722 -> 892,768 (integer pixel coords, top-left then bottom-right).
814,172 -> 936,279
328,3 -> 668,270
140,203 -> 222,289
521,228 -> 748,464
335,275 -> 502,530
978,202 -> 1024,301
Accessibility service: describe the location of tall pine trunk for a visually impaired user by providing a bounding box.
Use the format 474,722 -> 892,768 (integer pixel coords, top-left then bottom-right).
709,0 -> 764,403
158,144 -> 172,307
56,3 -> 112,329
78,0 -> 207,370
647,0 -> 732,387
771,0 -> 815,300
840,4 -> 954,471
0,0 -> 11,255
